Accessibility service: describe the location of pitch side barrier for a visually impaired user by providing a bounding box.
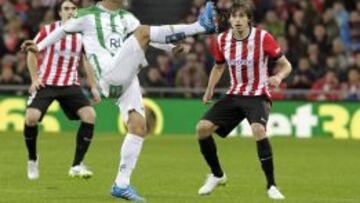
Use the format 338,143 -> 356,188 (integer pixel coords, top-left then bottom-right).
0,96 -> 359,139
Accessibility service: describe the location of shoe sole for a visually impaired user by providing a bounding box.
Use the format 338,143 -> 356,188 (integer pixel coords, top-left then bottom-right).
269,196 -> 285,200
69,173 -> 93,179
28,176 -> 39,180
111,192 -> 146,202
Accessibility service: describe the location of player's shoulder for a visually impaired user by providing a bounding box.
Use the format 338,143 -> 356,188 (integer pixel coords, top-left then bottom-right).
255,26 -> 273,38
118,9 -> 133,16
75,6 -> 100,18
41,21 -> 61,31
118,9 -> 138,20
217,29 -> 231,40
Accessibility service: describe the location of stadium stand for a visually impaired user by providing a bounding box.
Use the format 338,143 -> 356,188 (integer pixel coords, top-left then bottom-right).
0,0 -> 359,100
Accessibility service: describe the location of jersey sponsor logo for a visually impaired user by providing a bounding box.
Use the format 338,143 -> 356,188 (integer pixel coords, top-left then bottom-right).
106,33 -> 123,53
110,38 -> 121,48
227,59 -> 254,66
54,49 -> 79,58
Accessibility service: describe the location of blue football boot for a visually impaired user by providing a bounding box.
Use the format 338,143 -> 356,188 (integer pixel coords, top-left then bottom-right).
198,1 -> 218,33
111,184 -> 146,202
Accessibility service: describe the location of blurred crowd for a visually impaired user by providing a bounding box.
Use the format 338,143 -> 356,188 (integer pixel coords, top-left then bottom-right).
0,0 -> 359,100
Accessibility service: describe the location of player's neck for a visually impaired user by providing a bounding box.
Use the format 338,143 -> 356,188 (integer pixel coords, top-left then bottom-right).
100,1 -> 122,11
232,26 -> 250,40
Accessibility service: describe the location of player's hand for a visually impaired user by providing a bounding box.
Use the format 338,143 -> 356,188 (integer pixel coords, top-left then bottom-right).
172,44 -> 191,56
202,88 -> 214,104
268,75 -> 282,88
29,79 -> 45,94
21,40 -> 39,53
91,87 -> 101,104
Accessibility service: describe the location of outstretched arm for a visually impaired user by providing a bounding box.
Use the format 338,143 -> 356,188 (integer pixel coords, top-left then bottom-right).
36,28 -> 66,51
22,18 -> 84,53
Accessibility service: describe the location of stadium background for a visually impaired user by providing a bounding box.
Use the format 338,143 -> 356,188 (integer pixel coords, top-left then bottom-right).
0,0 -> 359,138
0,1 -> 360,203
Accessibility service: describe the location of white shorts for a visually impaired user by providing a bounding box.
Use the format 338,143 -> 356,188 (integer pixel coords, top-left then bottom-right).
116,77 -> 145,123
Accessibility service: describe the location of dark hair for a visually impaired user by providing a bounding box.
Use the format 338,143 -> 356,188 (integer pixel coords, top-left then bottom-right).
54,0 -> 79,20
229,1 -> 253,20
217,0 -> 254,32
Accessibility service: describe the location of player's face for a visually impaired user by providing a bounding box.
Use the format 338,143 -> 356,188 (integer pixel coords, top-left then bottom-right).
116,0 -> 124,4
105,0 -> 124,5
229,8 -> 250,32
59,1 -> 78,22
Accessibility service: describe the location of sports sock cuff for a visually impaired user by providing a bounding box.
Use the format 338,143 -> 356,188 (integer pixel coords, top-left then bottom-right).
149,26 -> 162,43
25,124 -> 38,130
199,136 -> 215,146
80,122 -> 94,129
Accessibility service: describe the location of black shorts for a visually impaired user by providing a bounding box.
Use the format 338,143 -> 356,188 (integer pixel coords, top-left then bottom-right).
202,95 -> 271,138
27,85 -> 91,121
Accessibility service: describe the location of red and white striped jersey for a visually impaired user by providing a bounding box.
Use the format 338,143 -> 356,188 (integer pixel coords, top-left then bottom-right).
34,21 -> 83,86
214,27 -> 282,98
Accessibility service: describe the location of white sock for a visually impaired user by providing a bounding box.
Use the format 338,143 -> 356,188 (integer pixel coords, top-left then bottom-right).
115,133 -> 144,188
150,22 -> 206,43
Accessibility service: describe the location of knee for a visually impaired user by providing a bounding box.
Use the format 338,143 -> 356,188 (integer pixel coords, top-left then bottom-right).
251,123 -> 267,140
134,25 -> 150,44
78,107 -> 96,124
127,114 -> 147,137
25,109 -> 41,126
196,120 -> 214,140
128,122 -> 147,137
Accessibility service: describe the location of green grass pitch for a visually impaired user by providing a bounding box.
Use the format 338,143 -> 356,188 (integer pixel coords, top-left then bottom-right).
1,133 -> 359,203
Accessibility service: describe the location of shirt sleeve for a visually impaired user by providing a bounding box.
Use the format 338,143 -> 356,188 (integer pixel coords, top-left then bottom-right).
263,32 -> 282,60
214,37 -> 225,64
37,28 -> 66,51
124,12 -> 141,35
37,16 -> 86,51
63,16 -> 85,33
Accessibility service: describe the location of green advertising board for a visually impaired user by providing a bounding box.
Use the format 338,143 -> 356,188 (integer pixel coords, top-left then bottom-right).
0,96 -> 359,139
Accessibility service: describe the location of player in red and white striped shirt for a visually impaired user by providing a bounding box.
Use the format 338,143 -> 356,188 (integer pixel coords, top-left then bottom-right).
24,0 -> 100,180
196,1 -> 292,200
33,19 -> 82,86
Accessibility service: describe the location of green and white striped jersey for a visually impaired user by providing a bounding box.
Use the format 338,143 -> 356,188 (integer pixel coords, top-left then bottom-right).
63,3 -> 140,78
